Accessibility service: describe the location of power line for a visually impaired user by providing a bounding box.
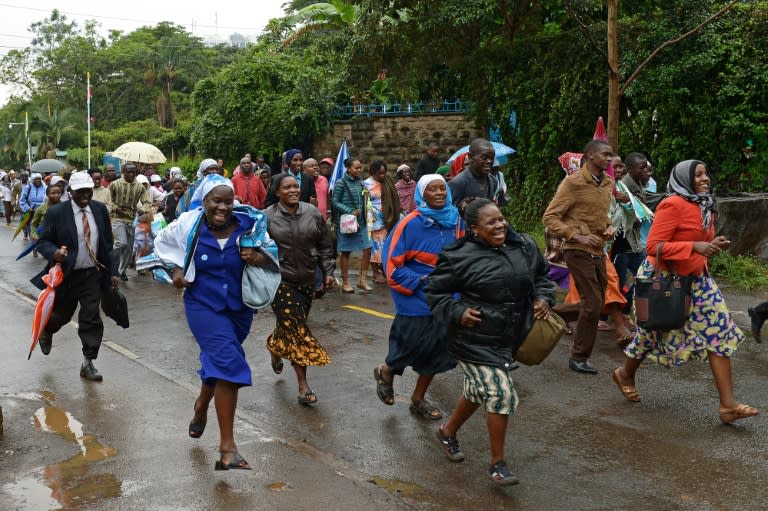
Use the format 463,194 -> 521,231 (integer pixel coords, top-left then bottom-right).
0,2 -> 275,31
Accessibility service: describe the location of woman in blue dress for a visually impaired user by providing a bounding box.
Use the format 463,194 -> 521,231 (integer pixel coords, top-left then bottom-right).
155,175 -> 278,471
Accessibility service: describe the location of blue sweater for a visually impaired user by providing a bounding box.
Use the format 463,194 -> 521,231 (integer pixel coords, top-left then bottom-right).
382,211 -> 463,316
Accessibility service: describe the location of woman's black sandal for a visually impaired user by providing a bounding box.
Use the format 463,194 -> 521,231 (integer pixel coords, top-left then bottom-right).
188,403 -> 207,439
215,450 -> 252,471
373,366 -> 395,405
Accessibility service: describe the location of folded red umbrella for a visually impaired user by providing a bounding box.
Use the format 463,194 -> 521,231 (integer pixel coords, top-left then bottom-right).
28,263 -> 64,360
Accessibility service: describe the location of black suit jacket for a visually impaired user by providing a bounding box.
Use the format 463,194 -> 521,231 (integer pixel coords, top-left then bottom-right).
265,172 -> 316,208
31,200 -> 118,291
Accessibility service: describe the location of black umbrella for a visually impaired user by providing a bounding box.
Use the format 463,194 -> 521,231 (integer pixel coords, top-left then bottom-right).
31,159 -> 66,174
101,287 -> 129,328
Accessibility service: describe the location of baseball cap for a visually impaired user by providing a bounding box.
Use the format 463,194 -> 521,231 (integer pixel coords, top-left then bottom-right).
69,171 -> 95,190
321,157 -> 334,166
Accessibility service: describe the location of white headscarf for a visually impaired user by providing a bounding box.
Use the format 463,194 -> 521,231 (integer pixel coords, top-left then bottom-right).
31,173 -> 43,181
196,158 -> 219,180
190,174 -> 234,209
416,174 -> 445,198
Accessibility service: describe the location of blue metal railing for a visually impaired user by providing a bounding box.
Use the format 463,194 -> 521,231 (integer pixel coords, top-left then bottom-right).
332,99 -> 472,118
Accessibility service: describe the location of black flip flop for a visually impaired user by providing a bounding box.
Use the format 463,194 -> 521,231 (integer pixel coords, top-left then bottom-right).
270,354 -> 284,375
298,390 -> 318,406
215,450 -> 252,471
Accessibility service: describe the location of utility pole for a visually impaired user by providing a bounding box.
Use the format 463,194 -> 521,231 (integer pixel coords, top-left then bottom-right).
607,0 -> 619,151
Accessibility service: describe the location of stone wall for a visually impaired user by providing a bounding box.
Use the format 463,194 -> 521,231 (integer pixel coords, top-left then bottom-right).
311,114 -> 482,170
716,193 -> 768,260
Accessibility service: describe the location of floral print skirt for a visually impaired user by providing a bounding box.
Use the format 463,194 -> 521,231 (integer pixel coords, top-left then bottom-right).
624,261 -> 744,368
267,283 -> 330,367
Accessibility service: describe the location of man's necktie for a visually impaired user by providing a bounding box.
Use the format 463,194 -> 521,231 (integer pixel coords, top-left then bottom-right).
81,209 -> 105,269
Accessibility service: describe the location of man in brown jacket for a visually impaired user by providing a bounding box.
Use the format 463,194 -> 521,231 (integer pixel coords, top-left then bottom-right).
543,140 -> 614,374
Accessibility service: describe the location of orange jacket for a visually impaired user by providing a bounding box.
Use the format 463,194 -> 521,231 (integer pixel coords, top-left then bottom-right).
646,195 -> 713,276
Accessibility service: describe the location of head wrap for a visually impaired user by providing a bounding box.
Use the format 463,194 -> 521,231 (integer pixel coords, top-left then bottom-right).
666,159 -> 714,230
190,174 -> 234,210
414,175 -> 459,229
31,173 -> 43,181
135,174 -> 149,185
396,164 -> 411,179
197,158 -> 218,180
169,166 -> 181,177
284,149 -> 302,165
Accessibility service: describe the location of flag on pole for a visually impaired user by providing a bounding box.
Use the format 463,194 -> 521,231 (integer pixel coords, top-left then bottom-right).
328,140 -> 348,192
87,72 -> 92,169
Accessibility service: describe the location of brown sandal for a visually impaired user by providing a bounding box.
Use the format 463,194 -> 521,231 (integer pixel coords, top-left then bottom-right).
612,368 -> 641,402
719,403 -> 759,424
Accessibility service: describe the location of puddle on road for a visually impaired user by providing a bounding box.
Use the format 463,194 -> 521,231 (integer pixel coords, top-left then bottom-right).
369,476 -> 421,497
3,399 -> 121,510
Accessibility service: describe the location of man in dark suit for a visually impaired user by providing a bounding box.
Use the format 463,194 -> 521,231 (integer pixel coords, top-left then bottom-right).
264,149 -> 317,207
32,171 -> 119,381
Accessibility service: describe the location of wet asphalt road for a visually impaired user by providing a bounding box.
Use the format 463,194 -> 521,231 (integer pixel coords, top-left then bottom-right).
1,222 -> 767,510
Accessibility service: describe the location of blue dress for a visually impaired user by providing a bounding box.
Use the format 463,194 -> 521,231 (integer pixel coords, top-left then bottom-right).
184,214 -> 255,387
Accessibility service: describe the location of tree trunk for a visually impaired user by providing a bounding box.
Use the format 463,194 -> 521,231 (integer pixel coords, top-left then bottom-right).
607,0 -> 620,151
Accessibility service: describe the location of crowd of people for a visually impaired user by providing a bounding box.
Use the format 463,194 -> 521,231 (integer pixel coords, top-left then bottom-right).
1,135 -> 759,485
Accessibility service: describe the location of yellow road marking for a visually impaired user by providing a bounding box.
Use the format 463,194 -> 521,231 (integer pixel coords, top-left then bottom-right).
343,305 -> 394,319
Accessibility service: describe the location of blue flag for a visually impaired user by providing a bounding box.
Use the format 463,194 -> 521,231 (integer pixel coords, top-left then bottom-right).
328,140 -> 348,192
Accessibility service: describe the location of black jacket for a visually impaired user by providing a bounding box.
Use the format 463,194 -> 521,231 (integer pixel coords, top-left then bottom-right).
31,200 -> 118,291
265,172 -> 317,208
447,168 -> 499,207
425,228 -> 557,369
265,201 -> 335,286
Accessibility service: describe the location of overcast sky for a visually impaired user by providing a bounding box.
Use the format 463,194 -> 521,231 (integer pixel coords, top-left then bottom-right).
0,0 -> 288,105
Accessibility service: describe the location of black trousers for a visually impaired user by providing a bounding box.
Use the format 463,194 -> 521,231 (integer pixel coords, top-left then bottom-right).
44,267 -> 105,360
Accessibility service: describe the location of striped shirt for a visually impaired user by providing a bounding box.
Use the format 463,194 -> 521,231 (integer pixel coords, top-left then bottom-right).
108,178 -> 150,221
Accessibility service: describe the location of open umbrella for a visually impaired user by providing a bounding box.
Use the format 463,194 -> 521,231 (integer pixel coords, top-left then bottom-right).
112,142 -> 166,164
28,262 -> 64,360
447,141 -> 516,166
31,159 -> 66,174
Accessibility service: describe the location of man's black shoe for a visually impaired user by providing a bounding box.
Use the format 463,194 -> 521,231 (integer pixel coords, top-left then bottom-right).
38,331 -> 52,355
569,358 -> 598,374
80,360 -> 103,381
120,273 -> 129,281
748,307 -> 763,343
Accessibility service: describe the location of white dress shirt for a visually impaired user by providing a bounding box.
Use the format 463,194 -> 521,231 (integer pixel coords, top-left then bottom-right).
71,200 -> 99,269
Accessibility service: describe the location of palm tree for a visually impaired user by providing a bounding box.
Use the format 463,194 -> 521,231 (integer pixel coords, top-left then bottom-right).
281,0 -> 410,48
28,105 -> 80,156
281,0 -> 360,48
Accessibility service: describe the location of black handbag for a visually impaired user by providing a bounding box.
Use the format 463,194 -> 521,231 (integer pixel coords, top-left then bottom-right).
634,242 -> 694,331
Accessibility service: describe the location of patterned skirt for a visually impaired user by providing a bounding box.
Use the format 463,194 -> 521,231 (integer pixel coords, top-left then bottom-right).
624,261 -> 744,368
267,282 -> 330,367
369,227 -> 388,264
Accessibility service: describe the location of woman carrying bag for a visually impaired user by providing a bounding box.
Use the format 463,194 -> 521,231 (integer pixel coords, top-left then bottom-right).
154,174 -> 279,470
425,198 -> 557,486
332,158 -> 372,293
612,160 -> 758,425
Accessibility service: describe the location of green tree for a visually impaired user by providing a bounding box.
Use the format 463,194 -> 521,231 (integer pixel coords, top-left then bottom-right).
190,45 -> 339,159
